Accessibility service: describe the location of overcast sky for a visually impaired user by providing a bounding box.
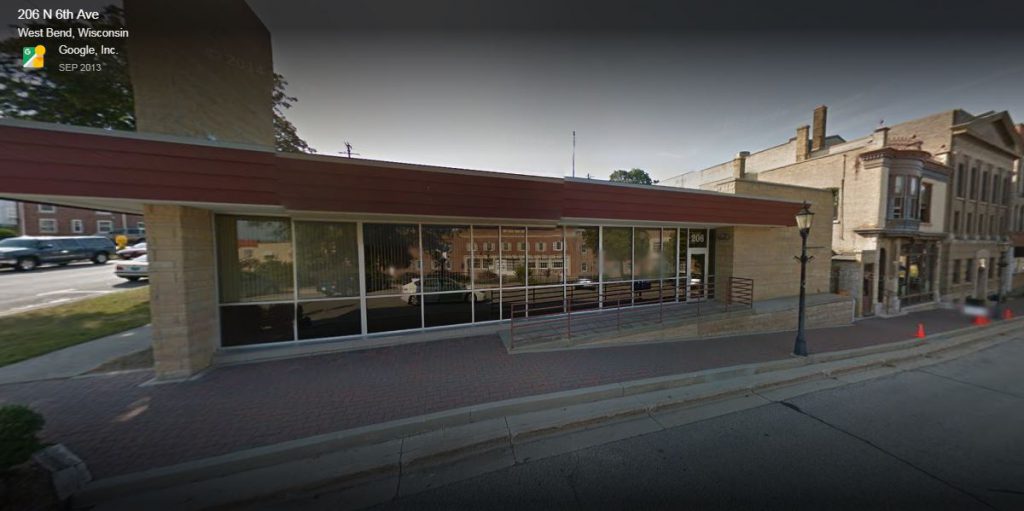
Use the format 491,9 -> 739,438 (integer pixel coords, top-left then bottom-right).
251,27 -> 1024,181
6,1 -> 1024,181
243,0 -> 1024,180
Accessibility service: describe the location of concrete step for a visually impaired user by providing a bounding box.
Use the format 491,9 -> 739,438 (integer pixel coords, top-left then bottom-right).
74,317 -> 1022,510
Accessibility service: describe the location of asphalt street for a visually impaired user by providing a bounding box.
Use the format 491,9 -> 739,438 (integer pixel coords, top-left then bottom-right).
0,261 -> 145,315
285,336 -> 1024,511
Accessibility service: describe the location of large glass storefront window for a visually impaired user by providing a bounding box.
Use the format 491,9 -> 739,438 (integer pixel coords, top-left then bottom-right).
216,216 -> 296,346
215,216 -> 716,347
216,216 -> 294,303
634,227 -> 664,304
363,223 -> 420,297
471,225 -> 501,322
295,221 -> 359,299
898,240 -> 937,306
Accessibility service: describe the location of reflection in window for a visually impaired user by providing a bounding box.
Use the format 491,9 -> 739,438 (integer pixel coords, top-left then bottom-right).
635,228 -> 663,280
602,227 -> 633,282
501,226 -> 526,287
424,295 -> 473,327
528,227 -> 564,286
565,226 -> 599,286
473,289 -> 501,322
295,221 -> 359,299
422,225 -> 471,286
472,226 -> 500,289
526,285 -> 565,316
220,304 -> 295,346
297,299 -> 361,339
363,224 -> 420,296
216,216 -> 294,303
500,287 -> 527,319
366,296 -> 422,333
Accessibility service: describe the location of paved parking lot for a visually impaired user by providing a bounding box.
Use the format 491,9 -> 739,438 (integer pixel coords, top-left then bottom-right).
0,262 -> 146,316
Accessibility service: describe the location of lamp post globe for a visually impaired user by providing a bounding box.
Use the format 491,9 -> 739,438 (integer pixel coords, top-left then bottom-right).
793,202 -> 814,357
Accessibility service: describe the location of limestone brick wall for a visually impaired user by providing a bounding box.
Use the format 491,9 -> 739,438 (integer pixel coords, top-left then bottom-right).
743,139 -> 799,173
887,111 -> 955,156
727,181 -> 833,301
144,204 -> 218,379
587,296 -> 854,346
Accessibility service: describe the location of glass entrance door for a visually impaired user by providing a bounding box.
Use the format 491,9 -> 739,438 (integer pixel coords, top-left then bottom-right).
688,250 -> 706,300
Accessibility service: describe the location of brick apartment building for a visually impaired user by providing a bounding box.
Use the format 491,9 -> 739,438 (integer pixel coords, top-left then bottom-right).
0,199 -> 16,229
17,201 -> 145,237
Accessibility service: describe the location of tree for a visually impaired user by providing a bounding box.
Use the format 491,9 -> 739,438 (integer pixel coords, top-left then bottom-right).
609,168 -> 657,185
0,5 -> 314,153
0,5 -> 133,130
272,74 -> 316,154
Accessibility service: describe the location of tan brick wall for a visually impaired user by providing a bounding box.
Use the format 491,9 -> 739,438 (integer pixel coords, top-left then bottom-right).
886,110 -> 955,156
600,297 -> 854,345
144,204 -> 218,380
125,0 -> 275,147
726,181 -> 833,301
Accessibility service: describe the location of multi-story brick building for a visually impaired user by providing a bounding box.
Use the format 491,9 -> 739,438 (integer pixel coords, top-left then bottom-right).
17,201 -> 145,238
665,106 -> 1022,316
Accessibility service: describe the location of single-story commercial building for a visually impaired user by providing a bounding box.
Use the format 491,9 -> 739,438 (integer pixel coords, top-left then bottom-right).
0,120 -> 838,380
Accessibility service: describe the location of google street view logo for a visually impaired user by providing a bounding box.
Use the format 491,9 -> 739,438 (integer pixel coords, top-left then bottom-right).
23,45 -> 45,68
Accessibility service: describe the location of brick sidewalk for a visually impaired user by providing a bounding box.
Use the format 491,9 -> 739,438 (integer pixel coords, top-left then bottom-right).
0,300 -> 1020,480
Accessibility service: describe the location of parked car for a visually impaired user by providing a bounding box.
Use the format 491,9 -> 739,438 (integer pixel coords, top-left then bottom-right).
0,236 -> 116,271
401,277 -> 486,305
574,277 -> 598,290
105,228 -> 146,245
117,242 -> 147,259
114,254 -> 149,281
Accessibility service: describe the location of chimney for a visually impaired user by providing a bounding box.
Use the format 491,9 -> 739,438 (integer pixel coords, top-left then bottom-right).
873,126 -> 889,148
812,105 -> 828,152
796,125 -> 810,161
732,151 -> 750,180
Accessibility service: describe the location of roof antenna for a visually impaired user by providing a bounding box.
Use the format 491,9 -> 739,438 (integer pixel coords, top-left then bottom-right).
340,142 -> 360,158
571,130 -> 576,178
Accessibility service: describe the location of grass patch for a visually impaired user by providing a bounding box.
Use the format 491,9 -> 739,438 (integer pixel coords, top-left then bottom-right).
0,288 -> 150,368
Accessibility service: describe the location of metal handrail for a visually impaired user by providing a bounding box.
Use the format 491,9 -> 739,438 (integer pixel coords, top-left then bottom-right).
508,278 -> 754,349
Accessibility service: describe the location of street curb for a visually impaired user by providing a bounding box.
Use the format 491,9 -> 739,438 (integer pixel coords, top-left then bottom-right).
74,317 -> 1022,508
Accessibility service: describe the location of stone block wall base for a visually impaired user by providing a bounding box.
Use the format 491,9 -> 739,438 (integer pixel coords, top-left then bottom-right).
570,298 -> 855,348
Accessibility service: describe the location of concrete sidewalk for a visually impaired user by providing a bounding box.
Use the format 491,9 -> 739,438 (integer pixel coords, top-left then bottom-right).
0,301 -> 1021,485
79,320 -> 1024,510
0,325 -> 151,385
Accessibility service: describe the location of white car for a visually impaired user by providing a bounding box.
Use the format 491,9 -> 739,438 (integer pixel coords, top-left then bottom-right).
114,254 -> 149,281
401,277 -> 486,305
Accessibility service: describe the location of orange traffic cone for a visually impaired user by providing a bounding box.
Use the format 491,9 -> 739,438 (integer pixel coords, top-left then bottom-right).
1003,308 -> 1014,320
973,315 -> 987,326
915,323 -> 926,339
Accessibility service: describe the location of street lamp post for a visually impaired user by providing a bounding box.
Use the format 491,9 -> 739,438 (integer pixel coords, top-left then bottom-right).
793,202 -> 815,357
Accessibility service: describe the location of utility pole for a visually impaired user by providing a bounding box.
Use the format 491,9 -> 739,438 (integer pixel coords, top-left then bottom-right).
572,130 -> 576,178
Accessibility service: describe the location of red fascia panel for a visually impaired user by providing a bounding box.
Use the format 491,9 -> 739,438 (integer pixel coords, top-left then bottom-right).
563,181 -> 799,226
0,124 -> 800,227
0,125 -> 279,206
274,157 -> 564,220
